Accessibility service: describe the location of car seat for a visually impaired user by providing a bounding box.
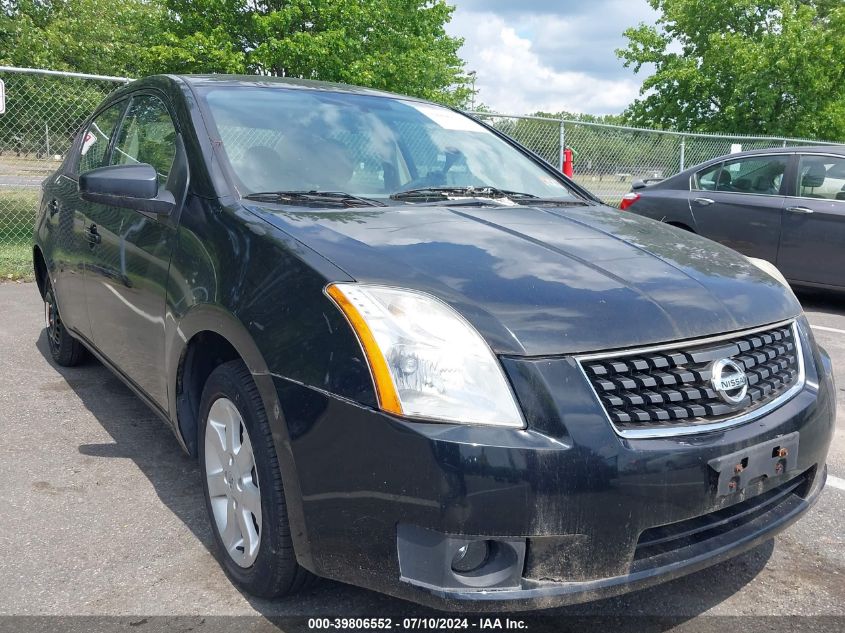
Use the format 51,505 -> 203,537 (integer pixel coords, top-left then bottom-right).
801,162 -> 827,197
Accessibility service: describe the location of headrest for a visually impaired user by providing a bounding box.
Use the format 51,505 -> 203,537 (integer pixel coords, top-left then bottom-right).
802,162 -> 827,188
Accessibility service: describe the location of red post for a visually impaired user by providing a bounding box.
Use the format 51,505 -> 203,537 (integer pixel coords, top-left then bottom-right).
563,147 -> 574,177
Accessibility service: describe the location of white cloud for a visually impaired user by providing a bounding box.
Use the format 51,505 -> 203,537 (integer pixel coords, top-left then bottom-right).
447,1 -> 658,116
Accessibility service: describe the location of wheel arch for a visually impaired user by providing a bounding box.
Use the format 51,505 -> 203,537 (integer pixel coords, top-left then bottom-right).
168,304 -> 314,568
33,245 -> 48,298
169,305 -> 276,458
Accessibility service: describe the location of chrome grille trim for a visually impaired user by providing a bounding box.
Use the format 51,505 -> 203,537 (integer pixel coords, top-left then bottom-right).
576,319 -> 805,439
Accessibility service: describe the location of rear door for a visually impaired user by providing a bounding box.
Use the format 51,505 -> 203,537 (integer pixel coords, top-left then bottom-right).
688,154 -> 790,262
45,99 -> 127,340
82,93 -> 182,408
777,153 -> 845,288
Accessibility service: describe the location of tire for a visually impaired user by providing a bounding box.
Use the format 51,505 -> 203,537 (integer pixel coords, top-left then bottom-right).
198,360 -> 315,598
44,279 -> 87,367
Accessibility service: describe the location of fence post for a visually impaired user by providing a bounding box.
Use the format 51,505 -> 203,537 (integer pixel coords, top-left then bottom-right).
558,119 -> 566,171
45,122 -> 50,156
679,136 -> 686,172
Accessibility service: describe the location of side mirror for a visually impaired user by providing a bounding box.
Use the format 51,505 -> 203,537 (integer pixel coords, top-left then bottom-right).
79,163 -> 175,215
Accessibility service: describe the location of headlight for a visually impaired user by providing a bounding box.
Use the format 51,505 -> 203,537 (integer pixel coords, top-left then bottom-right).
747,257 -> 791,289
326,283 -> 524,428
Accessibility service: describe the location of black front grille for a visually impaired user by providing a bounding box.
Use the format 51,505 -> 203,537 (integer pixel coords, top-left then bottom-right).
581,322 -> 801,434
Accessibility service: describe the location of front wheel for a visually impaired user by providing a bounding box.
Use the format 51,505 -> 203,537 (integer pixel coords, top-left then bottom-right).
198,360 -> 314,597
44,279 -> 87,367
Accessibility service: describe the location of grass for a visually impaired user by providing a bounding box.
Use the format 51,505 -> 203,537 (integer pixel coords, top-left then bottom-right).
0,189 -> 38,281
571,174 -> 630,208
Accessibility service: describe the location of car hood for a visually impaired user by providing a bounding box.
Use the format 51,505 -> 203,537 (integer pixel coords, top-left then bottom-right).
249,202 -> 802,356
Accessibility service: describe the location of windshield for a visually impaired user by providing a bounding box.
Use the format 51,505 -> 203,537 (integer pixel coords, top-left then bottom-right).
199,86 -> 580,202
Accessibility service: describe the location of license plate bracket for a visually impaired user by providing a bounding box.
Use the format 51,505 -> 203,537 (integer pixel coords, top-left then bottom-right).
708,432 -> 799,497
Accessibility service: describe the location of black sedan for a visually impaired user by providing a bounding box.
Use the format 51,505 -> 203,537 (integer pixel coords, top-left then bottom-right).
33,75 -> 834,611
622,146 -> 845,290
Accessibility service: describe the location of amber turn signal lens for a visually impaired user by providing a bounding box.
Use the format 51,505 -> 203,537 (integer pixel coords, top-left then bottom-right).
325,284 -> 403,415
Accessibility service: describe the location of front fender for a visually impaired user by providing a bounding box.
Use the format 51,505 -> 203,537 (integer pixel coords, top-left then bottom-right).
164,198 -> 378,572
167,301 -> 319,569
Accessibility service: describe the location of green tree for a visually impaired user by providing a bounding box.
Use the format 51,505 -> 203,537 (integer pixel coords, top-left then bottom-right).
0,1 -> 165,156
617,0 -> 845,139
151,0 -> 470,105
0,0 -> 470,106
0,0 -> 164,76
533,111 -> 626,126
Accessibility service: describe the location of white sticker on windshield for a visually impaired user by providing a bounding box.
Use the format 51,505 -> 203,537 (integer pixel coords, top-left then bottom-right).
409,102 -> 488,133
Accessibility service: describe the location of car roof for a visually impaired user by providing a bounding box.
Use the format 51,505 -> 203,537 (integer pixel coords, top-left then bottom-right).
719,144 -> 845,157
675,143 -> 845,178
139,73 -> 431,103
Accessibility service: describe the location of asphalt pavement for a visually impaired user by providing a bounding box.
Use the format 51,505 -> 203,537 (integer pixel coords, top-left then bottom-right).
0,281 -> 843,626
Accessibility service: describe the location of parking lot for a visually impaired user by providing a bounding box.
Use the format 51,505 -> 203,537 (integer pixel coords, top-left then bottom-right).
0,281 -> 843,625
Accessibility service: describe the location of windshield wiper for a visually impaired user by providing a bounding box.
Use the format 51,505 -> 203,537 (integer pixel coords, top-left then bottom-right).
389,186 -> 539,202
389,186 -> 591,207
243,190 -> 386,208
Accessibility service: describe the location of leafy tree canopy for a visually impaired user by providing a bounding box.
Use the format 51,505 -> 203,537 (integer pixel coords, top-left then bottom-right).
617,0 -> 845,139
0,0 -> 470,105
0,0 -> 164,77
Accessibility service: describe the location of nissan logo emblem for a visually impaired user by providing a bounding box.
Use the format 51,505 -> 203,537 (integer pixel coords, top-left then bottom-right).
710,358 -> 749,405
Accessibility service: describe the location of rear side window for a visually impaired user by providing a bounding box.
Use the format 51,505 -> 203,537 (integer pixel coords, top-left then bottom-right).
796,155 -> 845,201
693,163 -> 722,191
111,95 -> 177,182
716,156 -> 788,195
77,102 -> 125,175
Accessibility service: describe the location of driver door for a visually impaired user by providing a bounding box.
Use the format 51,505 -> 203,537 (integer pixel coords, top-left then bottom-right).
82,93 -> 184,408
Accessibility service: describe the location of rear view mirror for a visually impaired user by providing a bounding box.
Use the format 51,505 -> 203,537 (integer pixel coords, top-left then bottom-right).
79,163 -> 175,215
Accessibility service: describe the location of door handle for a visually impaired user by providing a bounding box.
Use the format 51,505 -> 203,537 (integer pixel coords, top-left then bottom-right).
694,197 -> 715,206
86,224 -> 101,245
786,206 -> 814,215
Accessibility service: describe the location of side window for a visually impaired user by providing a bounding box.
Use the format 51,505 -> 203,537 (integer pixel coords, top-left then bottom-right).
797,156 -> 845,201
693,163 -> 722,191
77,102 -> 125,175
717,156 -> 788,195
111,95 -> 177,182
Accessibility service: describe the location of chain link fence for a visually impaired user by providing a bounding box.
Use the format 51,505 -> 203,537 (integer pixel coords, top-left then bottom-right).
0,66 -> 840,279
0,67 -> 128,278
469,112 -> 839,206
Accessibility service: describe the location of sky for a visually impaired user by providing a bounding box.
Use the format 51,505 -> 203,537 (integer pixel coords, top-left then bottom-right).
446,0 -> 659,116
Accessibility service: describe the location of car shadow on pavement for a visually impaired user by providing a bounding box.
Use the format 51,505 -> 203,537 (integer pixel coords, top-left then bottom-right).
36,329 -> 775,629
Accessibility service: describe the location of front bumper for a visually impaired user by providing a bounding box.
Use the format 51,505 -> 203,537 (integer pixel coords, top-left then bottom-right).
400,465 -> 825,610
272,326 -> 836,611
